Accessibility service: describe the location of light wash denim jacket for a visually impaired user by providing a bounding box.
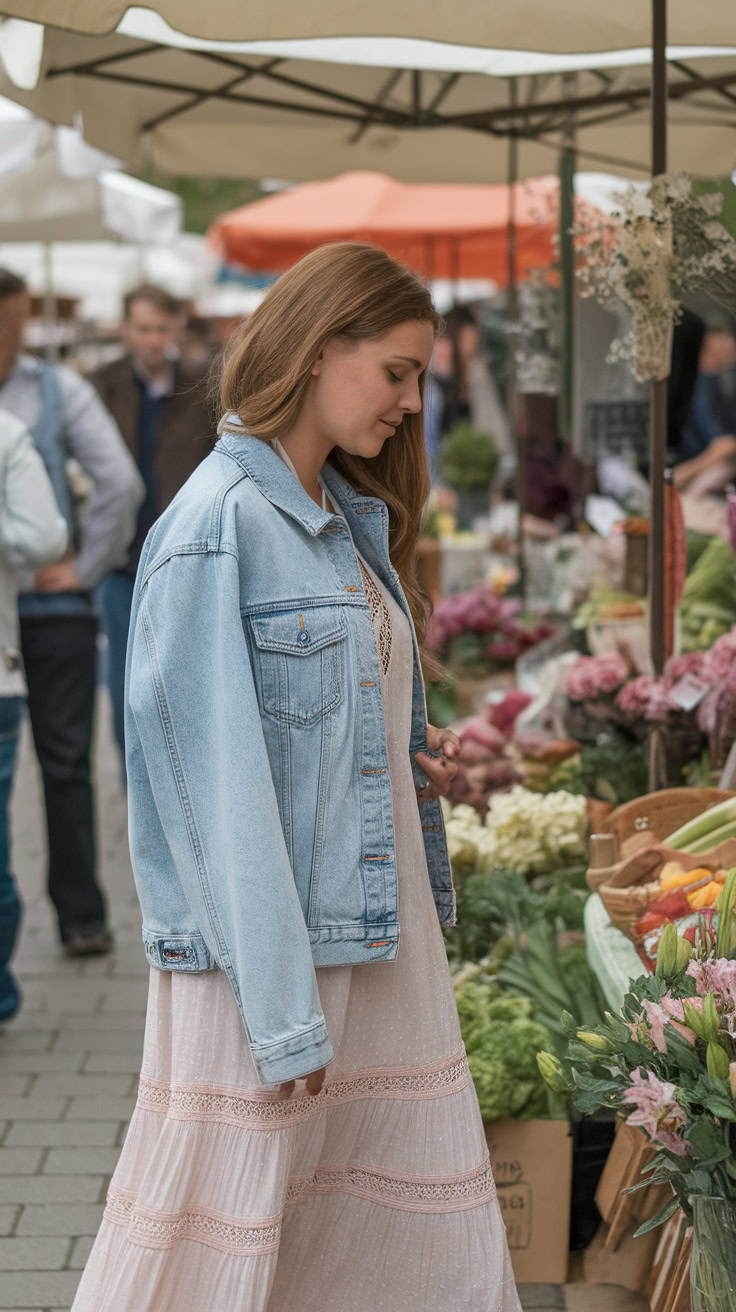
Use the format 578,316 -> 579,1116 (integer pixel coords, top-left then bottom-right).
125,430 -> 454,1085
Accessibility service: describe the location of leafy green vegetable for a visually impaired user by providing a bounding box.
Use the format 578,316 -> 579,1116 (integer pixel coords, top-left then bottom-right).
680,537 -> 736,652
579,732 -> 649,805
497,923 -> 607,1042
457,984 -> 552,1121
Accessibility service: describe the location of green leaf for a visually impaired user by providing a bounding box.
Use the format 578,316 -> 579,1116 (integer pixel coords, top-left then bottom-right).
633,1194 -> 680,1237
686,1117 -> 732,1164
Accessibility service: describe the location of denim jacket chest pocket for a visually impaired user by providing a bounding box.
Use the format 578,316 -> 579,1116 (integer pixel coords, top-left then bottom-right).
248,605 -> 348,726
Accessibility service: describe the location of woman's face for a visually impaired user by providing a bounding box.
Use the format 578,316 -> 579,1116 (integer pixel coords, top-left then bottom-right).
308,319 -> 435,457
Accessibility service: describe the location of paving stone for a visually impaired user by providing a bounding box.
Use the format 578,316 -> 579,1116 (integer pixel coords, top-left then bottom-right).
520,1288 -> 564,1311
0,1079 -> 32,1097
0,1102 -> 66,1123
0,1151 -> 43,1176
64,1098 -> 136,1121
5,1123 -> 121,1148
564,1286 -> 648,1311
15,1205 -> 104,1237
54,1013 -> 143,1032
30,1075 -> 132,1098
0,1237 -> 70,1270
68,1235 -> 94,1269
0,1271 -> 81,1306
97,990 -> 148,1014
55,1030 -> 143,1053
81,1052 -> 143,1074
42,1149 -> 120,1176
0,1205 -> 19,1235
0,1034 -> 56,1054
0,1055 -> 86,1076
0,1178 -> 103,1204
18,985 -> 103,1014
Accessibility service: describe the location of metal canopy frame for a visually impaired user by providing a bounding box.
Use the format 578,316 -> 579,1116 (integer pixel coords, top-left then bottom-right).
42,38 -> 736,175
38,7 -> 721,788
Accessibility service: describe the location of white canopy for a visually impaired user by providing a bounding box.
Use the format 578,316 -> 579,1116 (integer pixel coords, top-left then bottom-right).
1,19 -> 735,181
1,2 -> 736,52
0,232 -> 214,318
0,97 -> 182,241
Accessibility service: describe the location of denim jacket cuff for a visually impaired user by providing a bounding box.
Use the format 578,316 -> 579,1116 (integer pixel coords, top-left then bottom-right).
252,1021 -> 334,1085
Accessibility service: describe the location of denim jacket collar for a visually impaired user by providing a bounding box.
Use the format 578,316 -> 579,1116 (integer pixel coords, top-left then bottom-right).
216,426 -> 391,570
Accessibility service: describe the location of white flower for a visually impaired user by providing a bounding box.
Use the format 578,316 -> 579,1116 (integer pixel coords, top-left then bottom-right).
665,173 -> 690,202
699,192 -> 724,217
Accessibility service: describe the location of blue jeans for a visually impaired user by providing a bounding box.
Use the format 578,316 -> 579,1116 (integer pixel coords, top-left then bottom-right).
0,697 -> 25,1021
97,570 -> 135,767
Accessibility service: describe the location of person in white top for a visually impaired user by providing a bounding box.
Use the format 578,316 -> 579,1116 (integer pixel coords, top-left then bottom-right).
0,407 -> 68,1021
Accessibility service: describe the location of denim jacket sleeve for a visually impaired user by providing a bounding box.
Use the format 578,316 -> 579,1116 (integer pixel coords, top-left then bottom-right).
125,545 -> 334,1085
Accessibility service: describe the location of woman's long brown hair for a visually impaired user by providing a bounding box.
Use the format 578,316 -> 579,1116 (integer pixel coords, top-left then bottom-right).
219,242 -> 441,665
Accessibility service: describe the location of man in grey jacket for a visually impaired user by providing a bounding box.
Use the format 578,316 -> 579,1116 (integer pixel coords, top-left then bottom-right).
0,408 -> 68,1018
0,268 -> 144,957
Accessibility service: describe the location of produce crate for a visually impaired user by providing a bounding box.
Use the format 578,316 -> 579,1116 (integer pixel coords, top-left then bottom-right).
583,1122 -> 672,1294
485,1117 -> 572,1284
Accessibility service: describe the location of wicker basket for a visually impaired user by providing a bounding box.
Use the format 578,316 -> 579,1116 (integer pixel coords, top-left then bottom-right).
598,839 -> 736,942
601,788 -> 736,858
598,846 -> 666,937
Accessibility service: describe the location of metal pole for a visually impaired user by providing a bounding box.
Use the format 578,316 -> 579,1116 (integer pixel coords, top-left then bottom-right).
506,79 -> 524,591
648,0 -> 668,789
559,74 -> 576,446
42,241 -> 59,363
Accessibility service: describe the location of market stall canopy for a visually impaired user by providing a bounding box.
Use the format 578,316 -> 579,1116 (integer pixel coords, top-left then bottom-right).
209,171 -> 606,281
1,1 -> 736,50
1,18 -> 736,180
0,97 -> 182,241
0,232 -> 213,318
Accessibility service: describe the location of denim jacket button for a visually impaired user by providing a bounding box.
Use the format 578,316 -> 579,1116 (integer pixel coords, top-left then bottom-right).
297,629 -> 310,645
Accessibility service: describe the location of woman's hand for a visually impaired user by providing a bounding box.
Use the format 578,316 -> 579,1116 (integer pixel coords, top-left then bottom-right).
414,723 -> 460,803
279,1066 -> 327,1099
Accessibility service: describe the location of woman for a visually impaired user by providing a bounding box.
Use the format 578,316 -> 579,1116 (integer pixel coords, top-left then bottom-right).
0,407 -> 67,1020
72,244 -> 520,1311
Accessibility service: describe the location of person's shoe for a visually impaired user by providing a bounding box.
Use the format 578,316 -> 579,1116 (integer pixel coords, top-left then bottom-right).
62,930 -> 115,958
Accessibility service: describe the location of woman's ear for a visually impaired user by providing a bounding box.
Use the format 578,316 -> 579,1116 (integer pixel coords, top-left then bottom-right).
311,350 -> 325,378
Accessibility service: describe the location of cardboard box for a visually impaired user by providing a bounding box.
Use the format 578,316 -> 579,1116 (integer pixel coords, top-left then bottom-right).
485,1117 -> 573,1284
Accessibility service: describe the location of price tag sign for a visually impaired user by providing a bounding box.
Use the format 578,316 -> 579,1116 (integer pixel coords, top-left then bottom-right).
669,674 -> 709,712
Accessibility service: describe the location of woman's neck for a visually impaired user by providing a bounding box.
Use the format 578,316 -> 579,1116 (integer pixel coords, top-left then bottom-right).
273,421 -> 333,509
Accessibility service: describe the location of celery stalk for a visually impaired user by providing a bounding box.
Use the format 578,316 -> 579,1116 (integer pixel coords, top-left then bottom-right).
679,820 -> 736,855
664,798 -> 736,850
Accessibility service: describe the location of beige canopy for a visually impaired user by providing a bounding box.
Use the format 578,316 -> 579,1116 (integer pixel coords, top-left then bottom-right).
1,1 -> 736,50
0,20 -> 735,180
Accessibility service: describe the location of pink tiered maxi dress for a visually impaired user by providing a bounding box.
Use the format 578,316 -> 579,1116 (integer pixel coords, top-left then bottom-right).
71,522 -> 520,1312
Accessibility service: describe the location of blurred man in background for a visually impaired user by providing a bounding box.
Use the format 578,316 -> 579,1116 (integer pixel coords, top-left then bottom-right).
0,407 -> 68,1017
89,285 -> 216,768
0,268 -> 143,957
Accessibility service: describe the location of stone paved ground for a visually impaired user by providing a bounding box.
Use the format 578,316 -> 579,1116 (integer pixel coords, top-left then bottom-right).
0,694 -> 649,1311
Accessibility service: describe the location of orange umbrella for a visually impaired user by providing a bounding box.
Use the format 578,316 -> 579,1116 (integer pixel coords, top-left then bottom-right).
209,171 -> 598,282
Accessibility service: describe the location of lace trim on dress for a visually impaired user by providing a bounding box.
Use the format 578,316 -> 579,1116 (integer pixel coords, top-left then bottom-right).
104,1186 -> 281,1256
358,557 -> 392,676
287,1158 -> 496,1214
136,1048 -> 472,1131
104,1157 -> 495,1253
